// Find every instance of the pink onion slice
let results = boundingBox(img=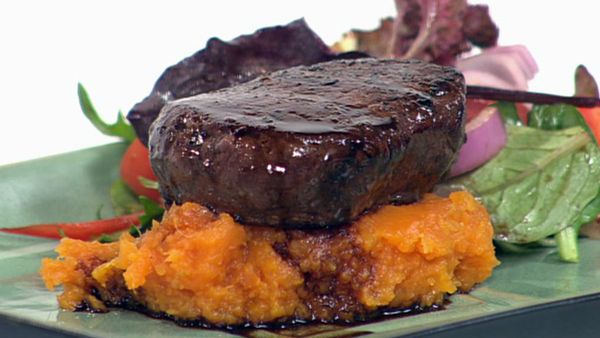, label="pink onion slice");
[457,45,538,91]
[449,106,507,177]
[483,45,538,80]
[461,70,518,90]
